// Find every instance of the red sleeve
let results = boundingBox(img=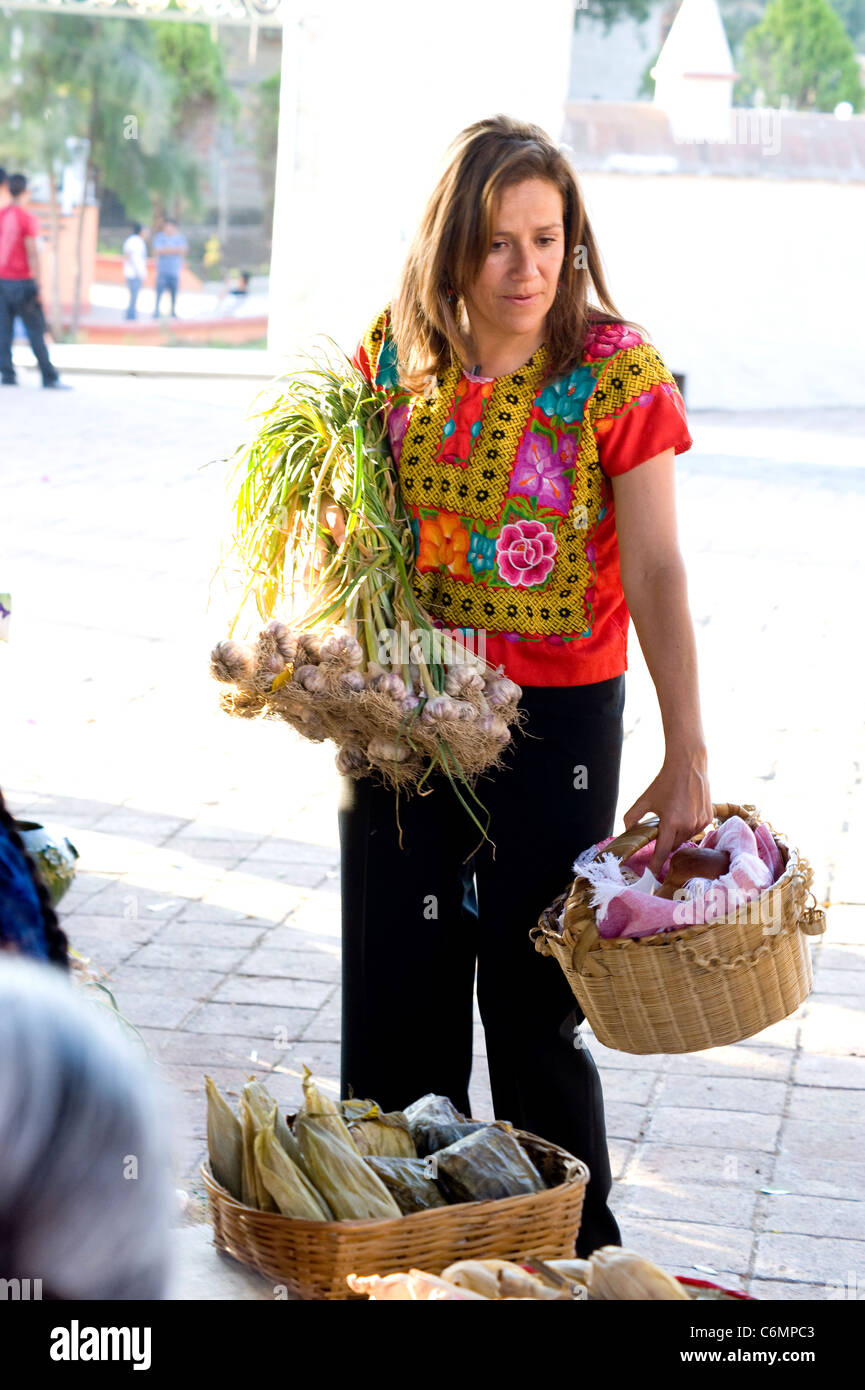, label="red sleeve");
[589,341,692,478]
[351,339,373,383]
